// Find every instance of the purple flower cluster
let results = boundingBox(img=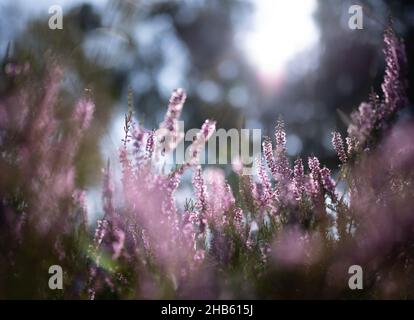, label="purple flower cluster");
[1,26,413,299]
[347,27,408,146]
